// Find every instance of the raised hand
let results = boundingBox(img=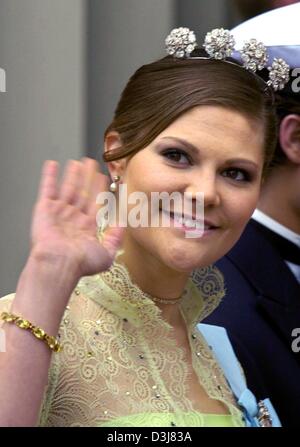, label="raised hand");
[30,158,124,279]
